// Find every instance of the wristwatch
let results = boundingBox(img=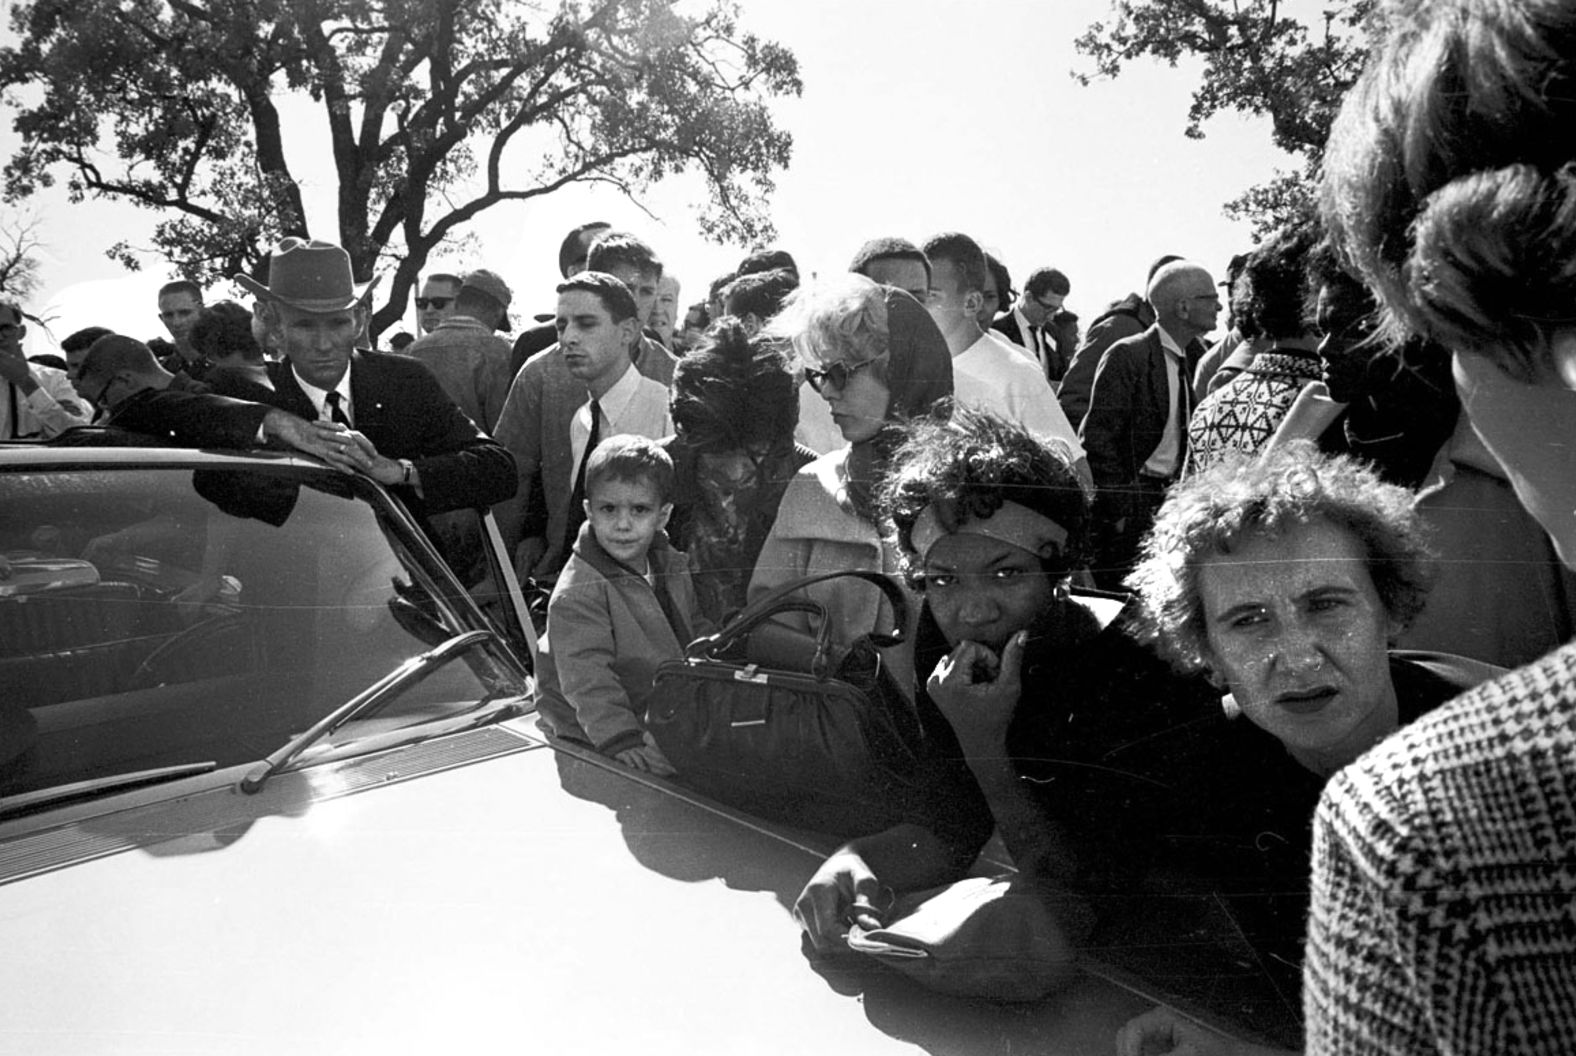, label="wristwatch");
[398,458,415,485]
